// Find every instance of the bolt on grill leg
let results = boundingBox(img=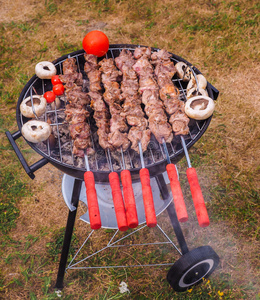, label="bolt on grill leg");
[55,178,82,290]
